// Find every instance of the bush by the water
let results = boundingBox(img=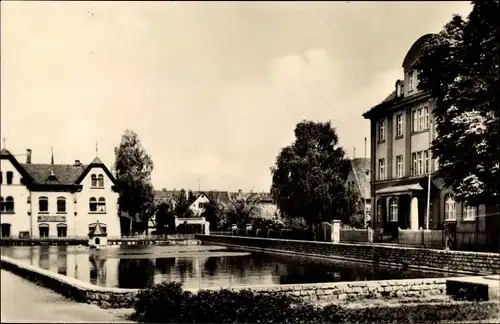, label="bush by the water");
[133,281,500,323]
